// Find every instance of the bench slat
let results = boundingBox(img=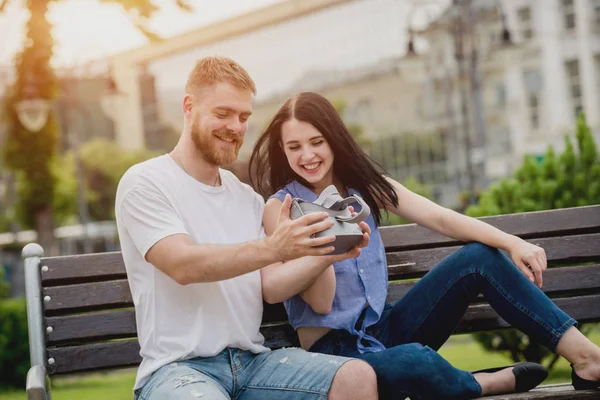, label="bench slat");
[43,280,132,313]
[387,233,600,279]
[46,294,600,374]
[42,261,600,317]
[387,264,600,300]
[457,294,600,332]
[45,289,600,348]
[45,308,296,345]
[381,205,600,251]
[41,252,125,285]
[39,207,600,285]
[484,383,599,399]
[47,325,299,375]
